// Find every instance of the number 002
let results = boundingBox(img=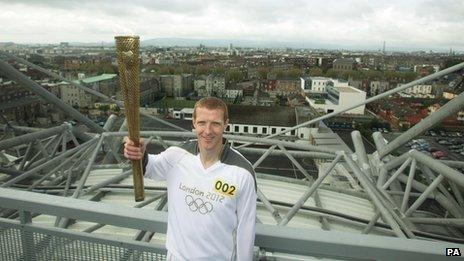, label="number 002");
[215,181,236,196]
